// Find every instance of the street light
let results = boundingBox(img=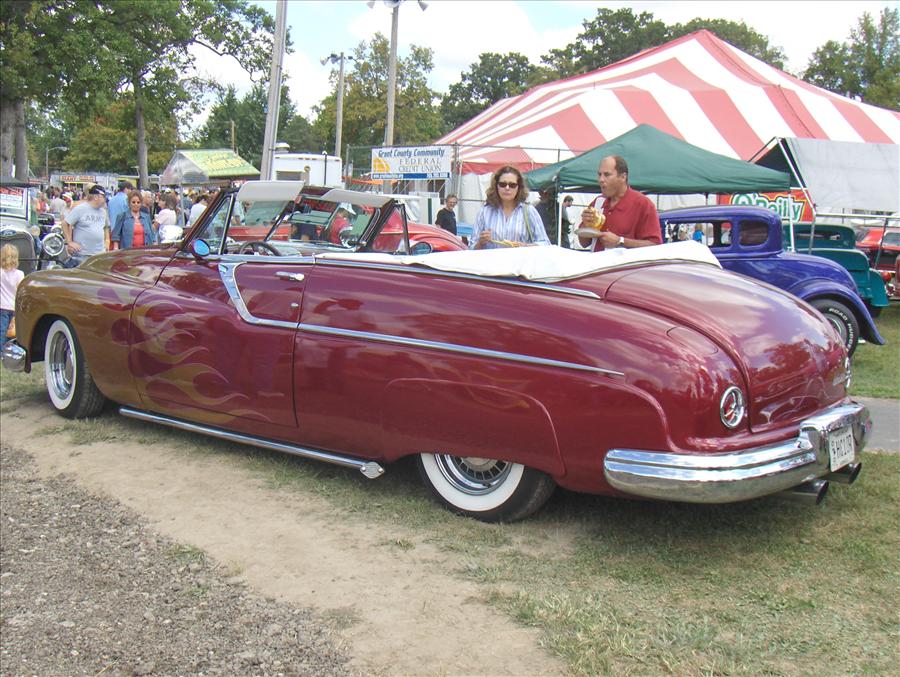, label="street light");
[321,52,356,159]
[45,145,67,184]
[367,0,428,147]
